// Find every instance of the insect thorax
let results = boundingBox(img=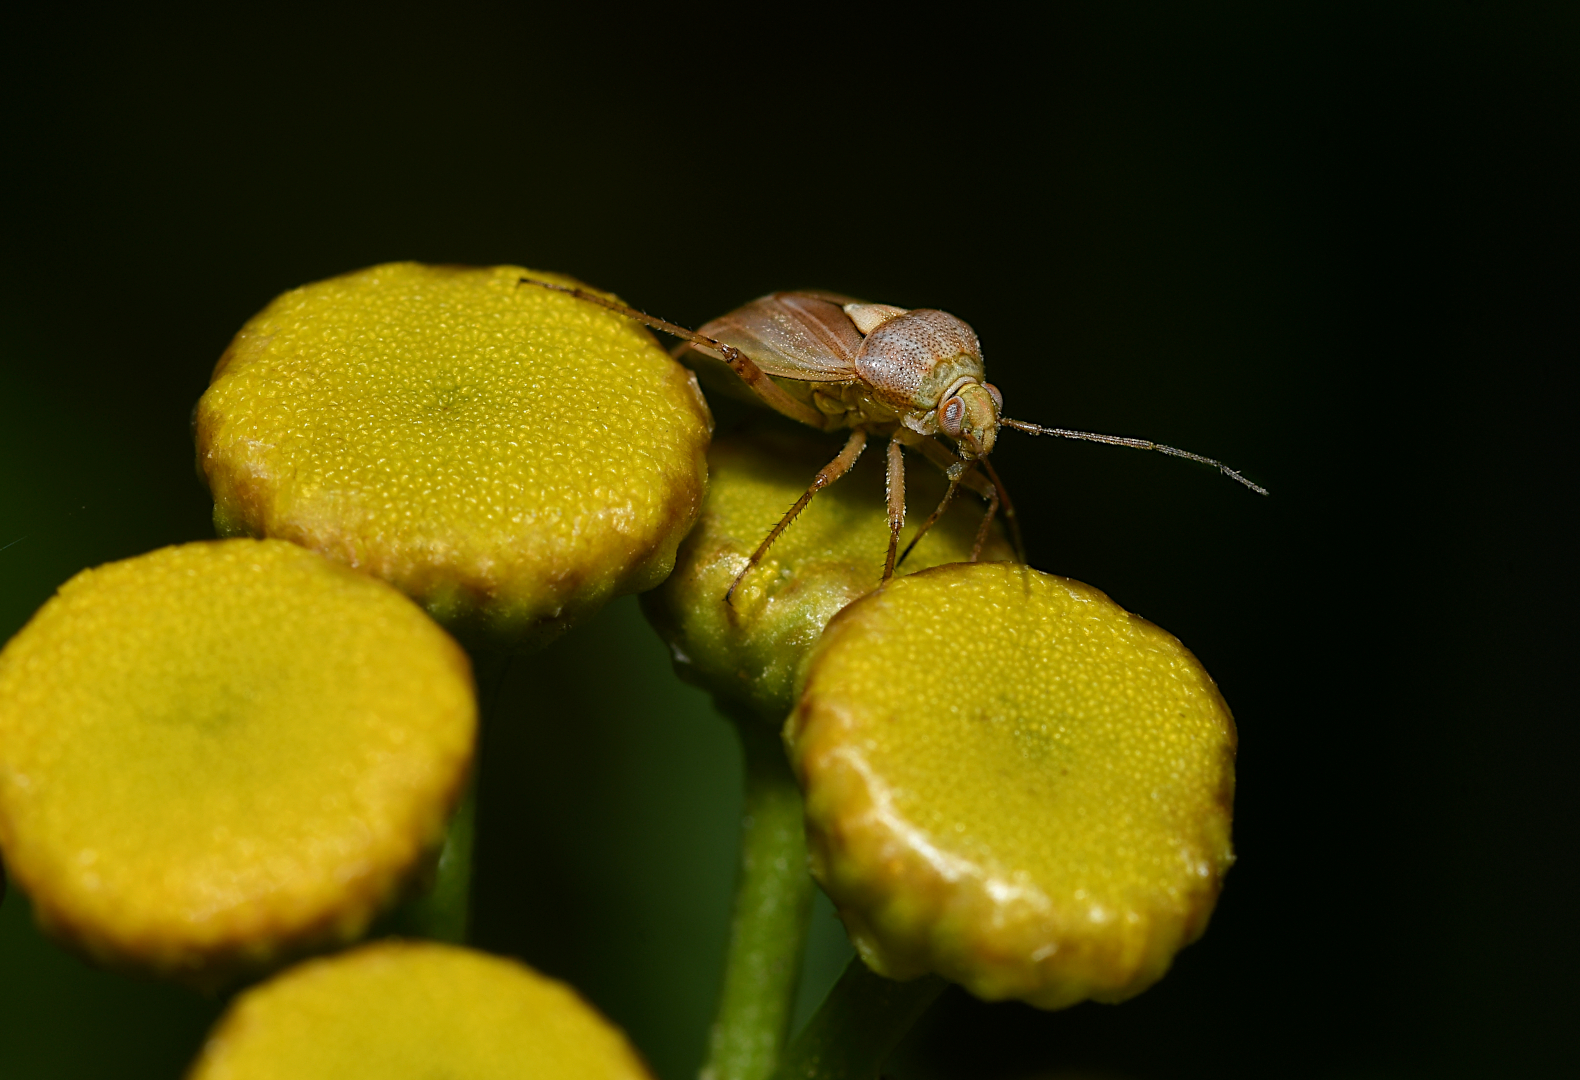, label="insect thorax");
[854,310,987,415]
